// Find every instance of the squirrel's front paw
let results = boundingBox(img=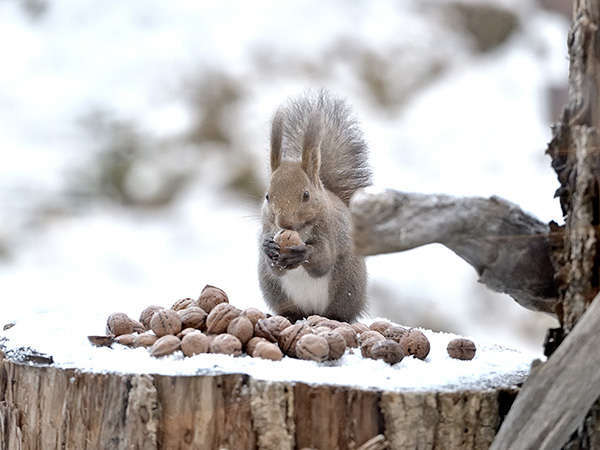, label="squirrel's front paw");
[262,238,280,263]
[276,244,311,270]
